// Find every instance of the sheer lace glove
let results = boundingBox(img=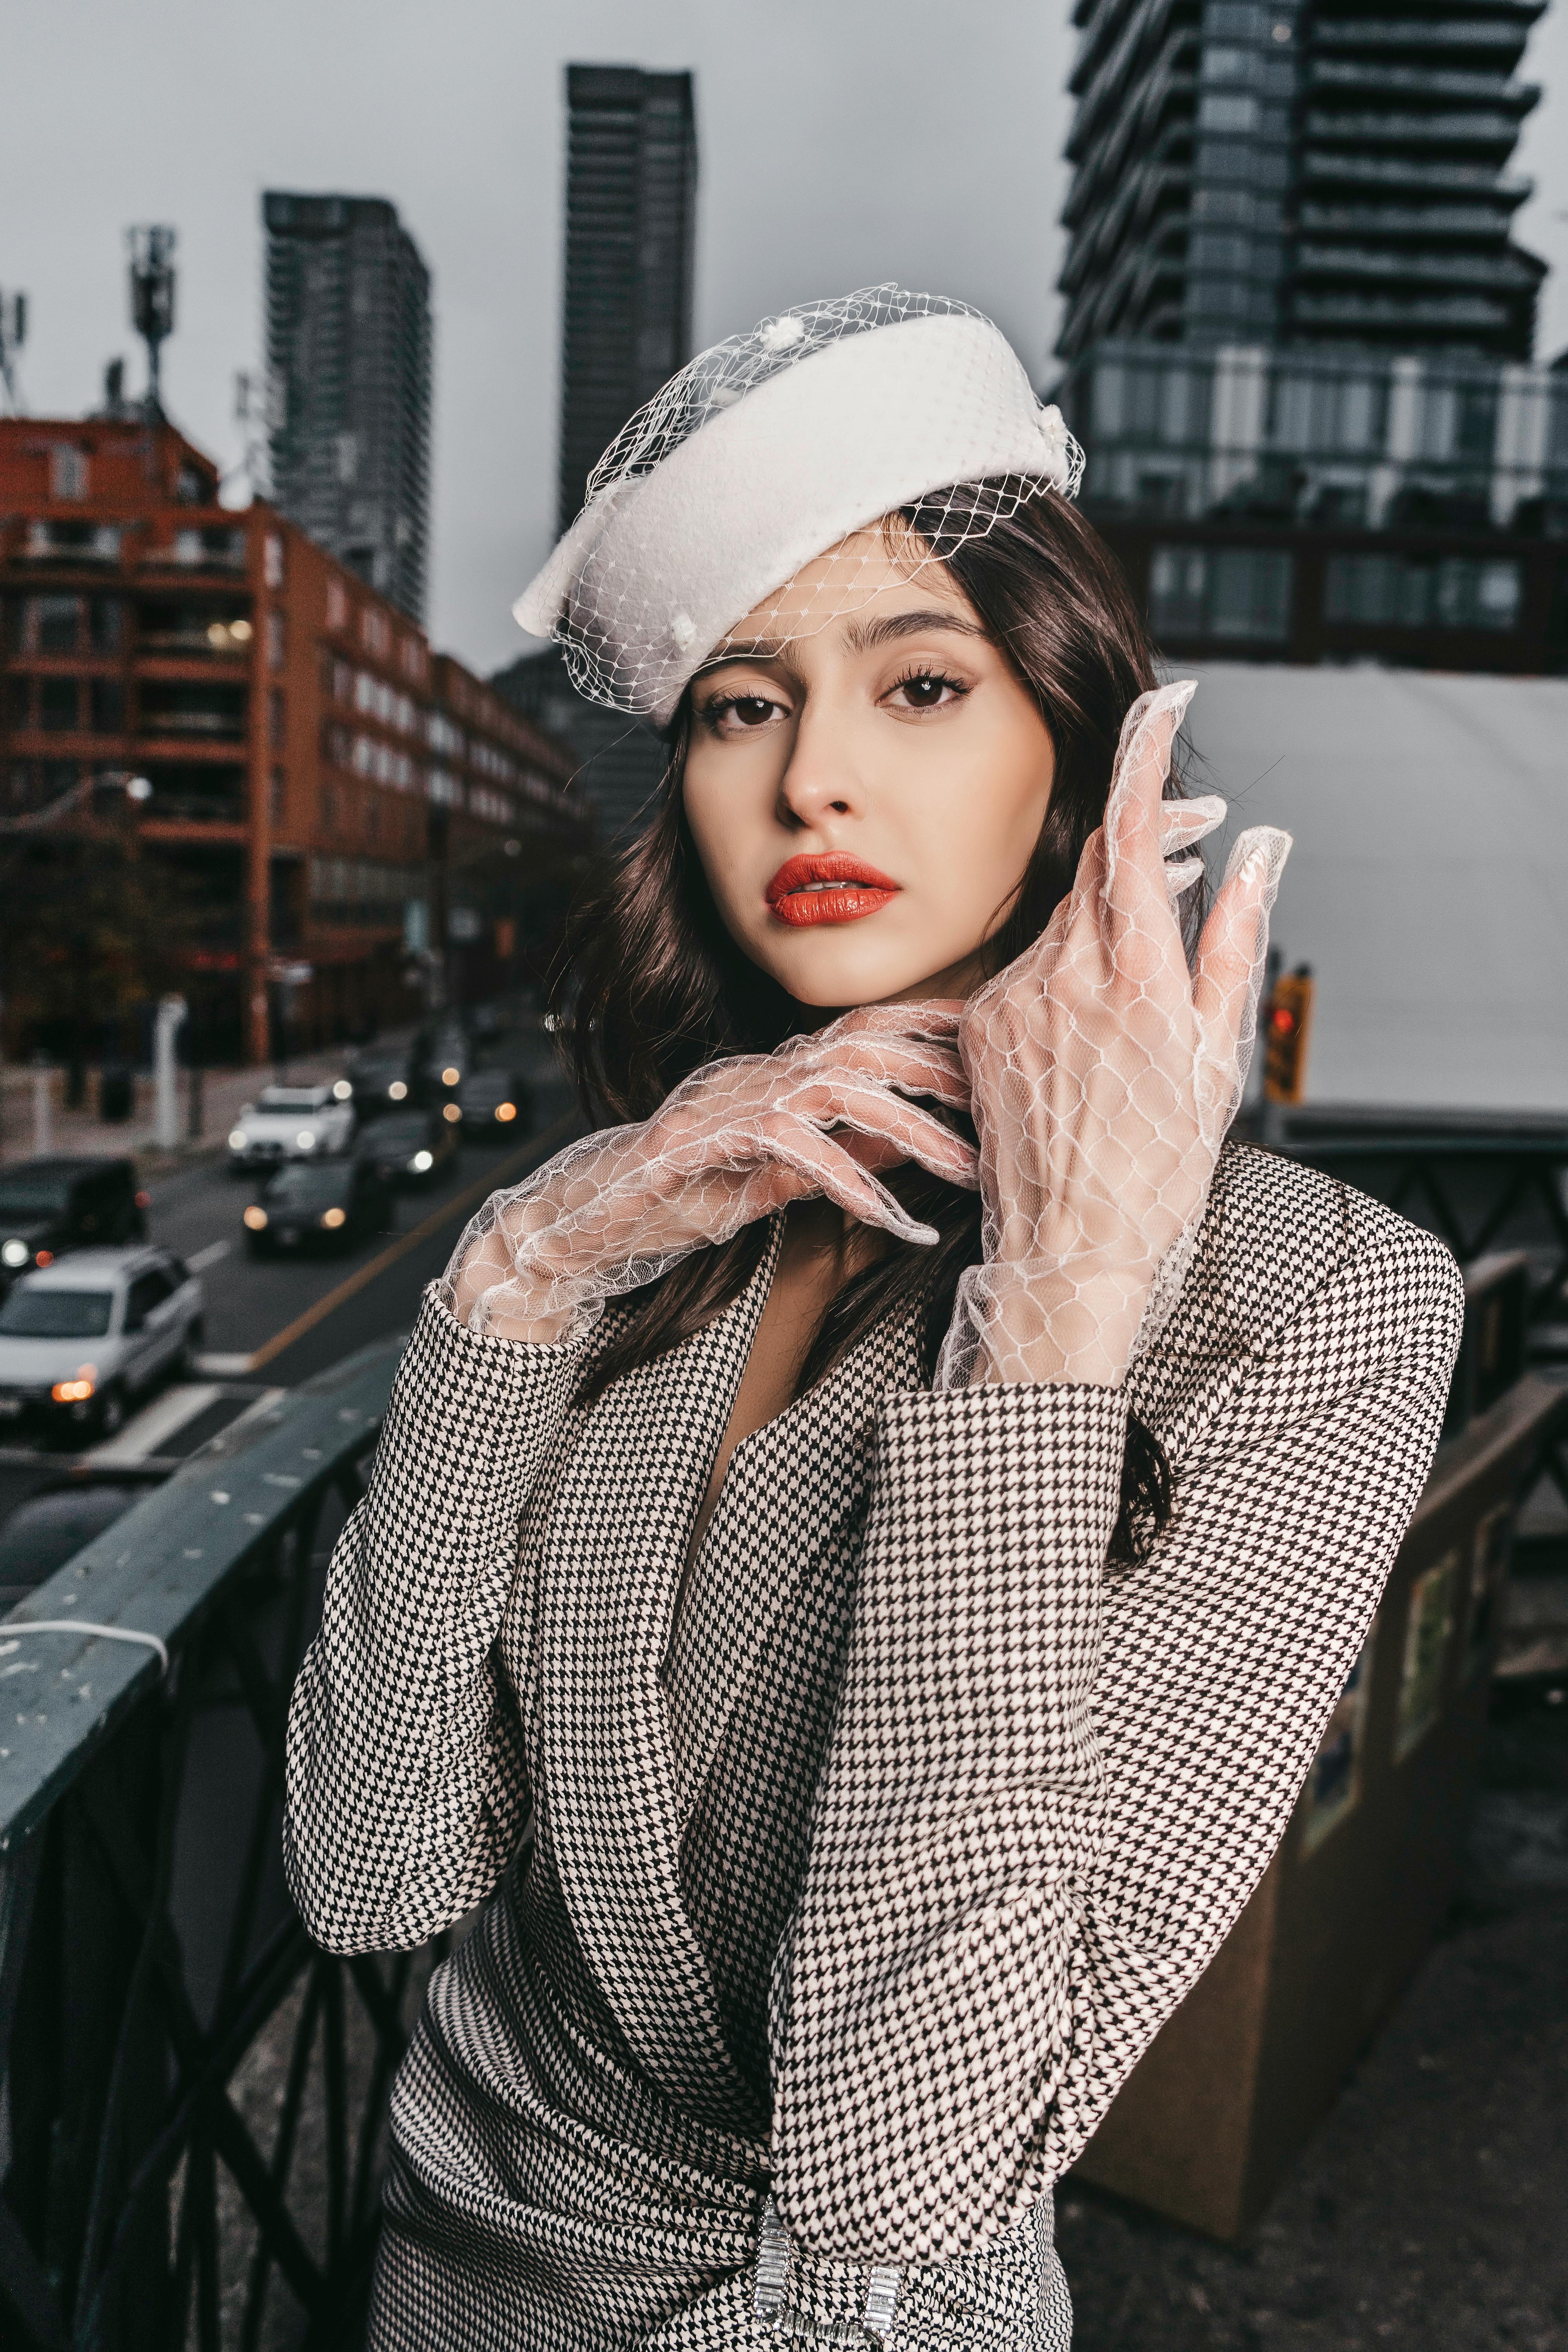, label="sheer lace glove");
[443,1005,978,1344]
[937,679,1291,1393]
